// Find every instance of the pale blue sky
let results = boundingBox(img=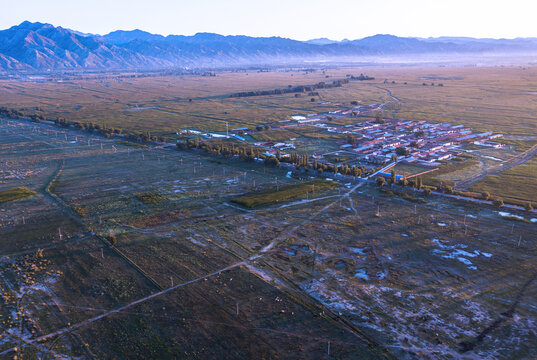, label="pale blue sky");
[2,0,536,40]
